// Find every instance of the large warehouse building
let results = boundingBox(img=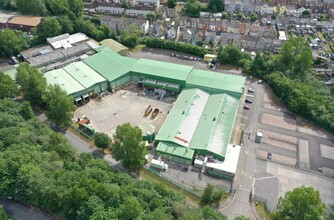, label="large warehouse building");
[43,46,245,179]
